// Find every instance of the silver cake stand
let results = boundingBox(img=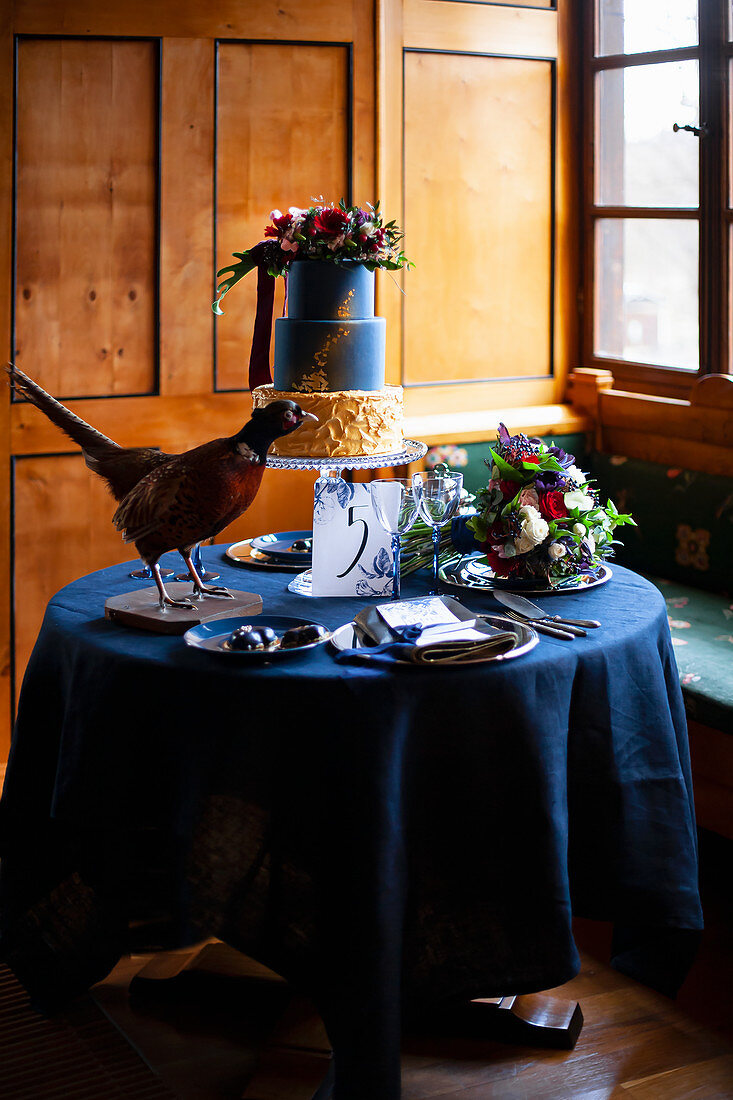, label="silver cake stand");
[264,439,428,597]
[265,438,427,474]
